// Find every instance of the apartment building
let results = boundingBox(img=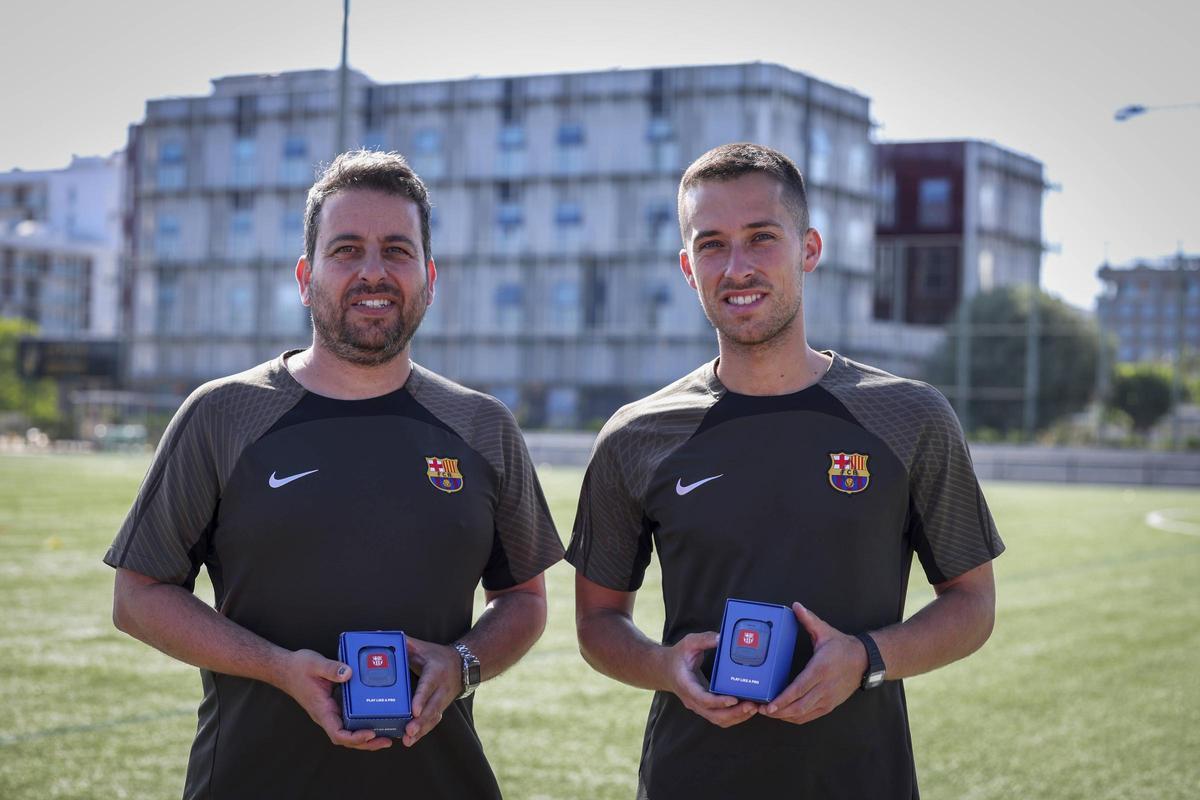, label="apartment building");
[1097,255,1200,363]
[872,140,1047,328]
[126,63,886,425]
[0,154,122,337]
